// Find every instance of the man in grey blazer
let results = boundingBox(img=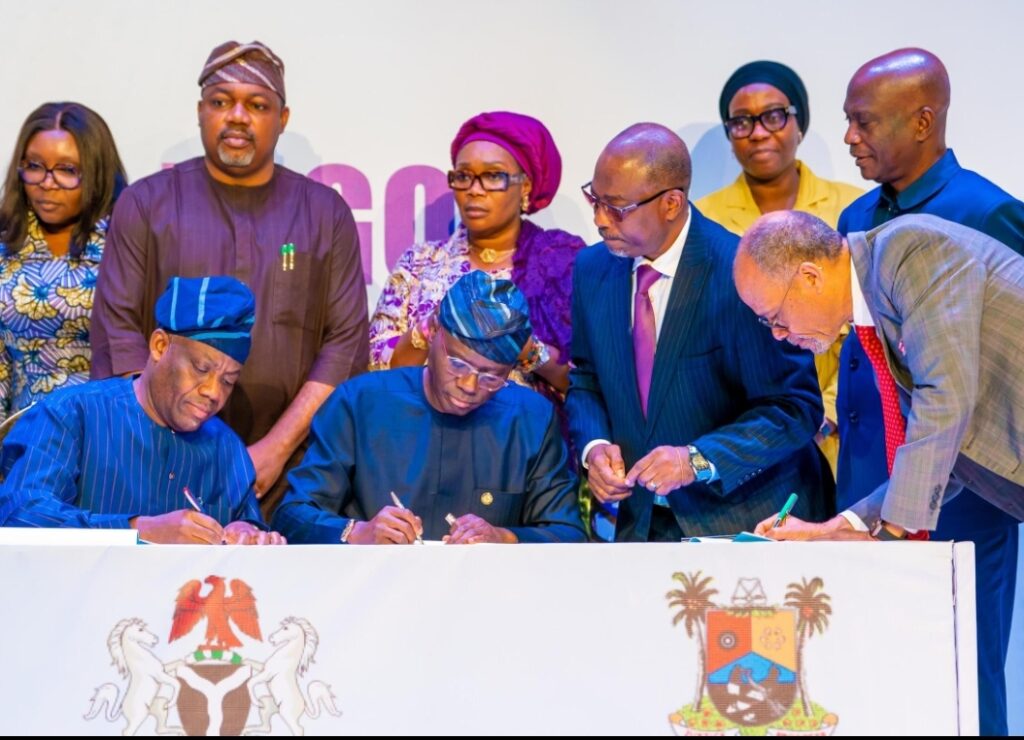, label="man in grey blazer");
[732,210,1024,539]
